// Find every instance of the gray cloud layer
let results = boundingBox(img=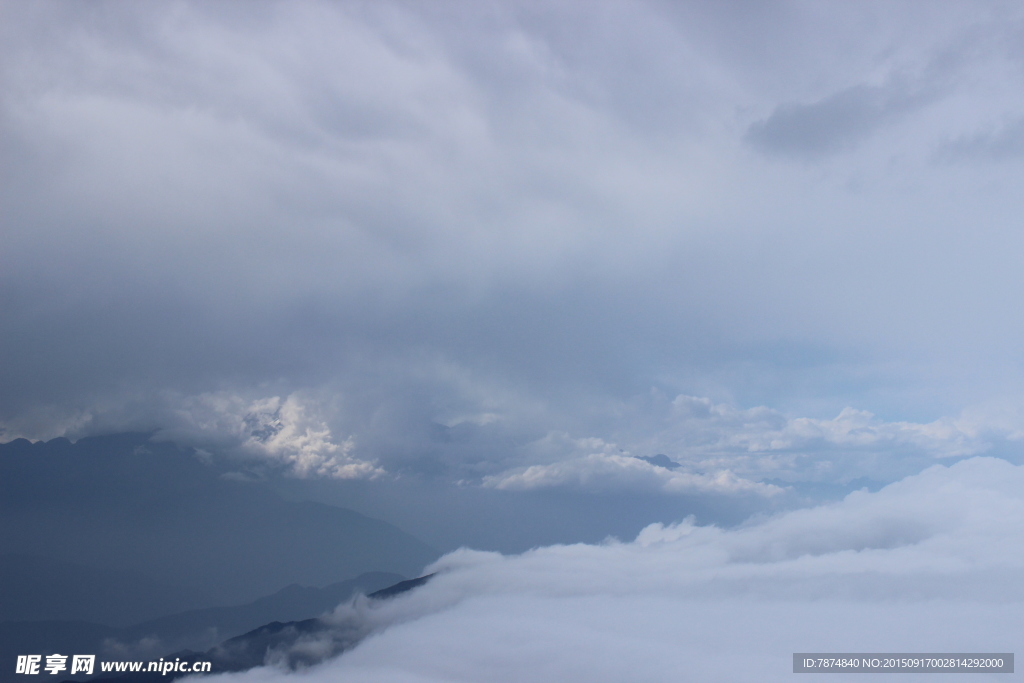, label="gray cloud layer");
[4,0,1024,494]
